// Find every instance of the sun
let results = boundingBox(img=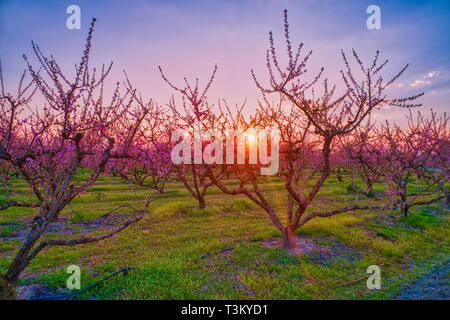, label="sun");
[245,129,256,144]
